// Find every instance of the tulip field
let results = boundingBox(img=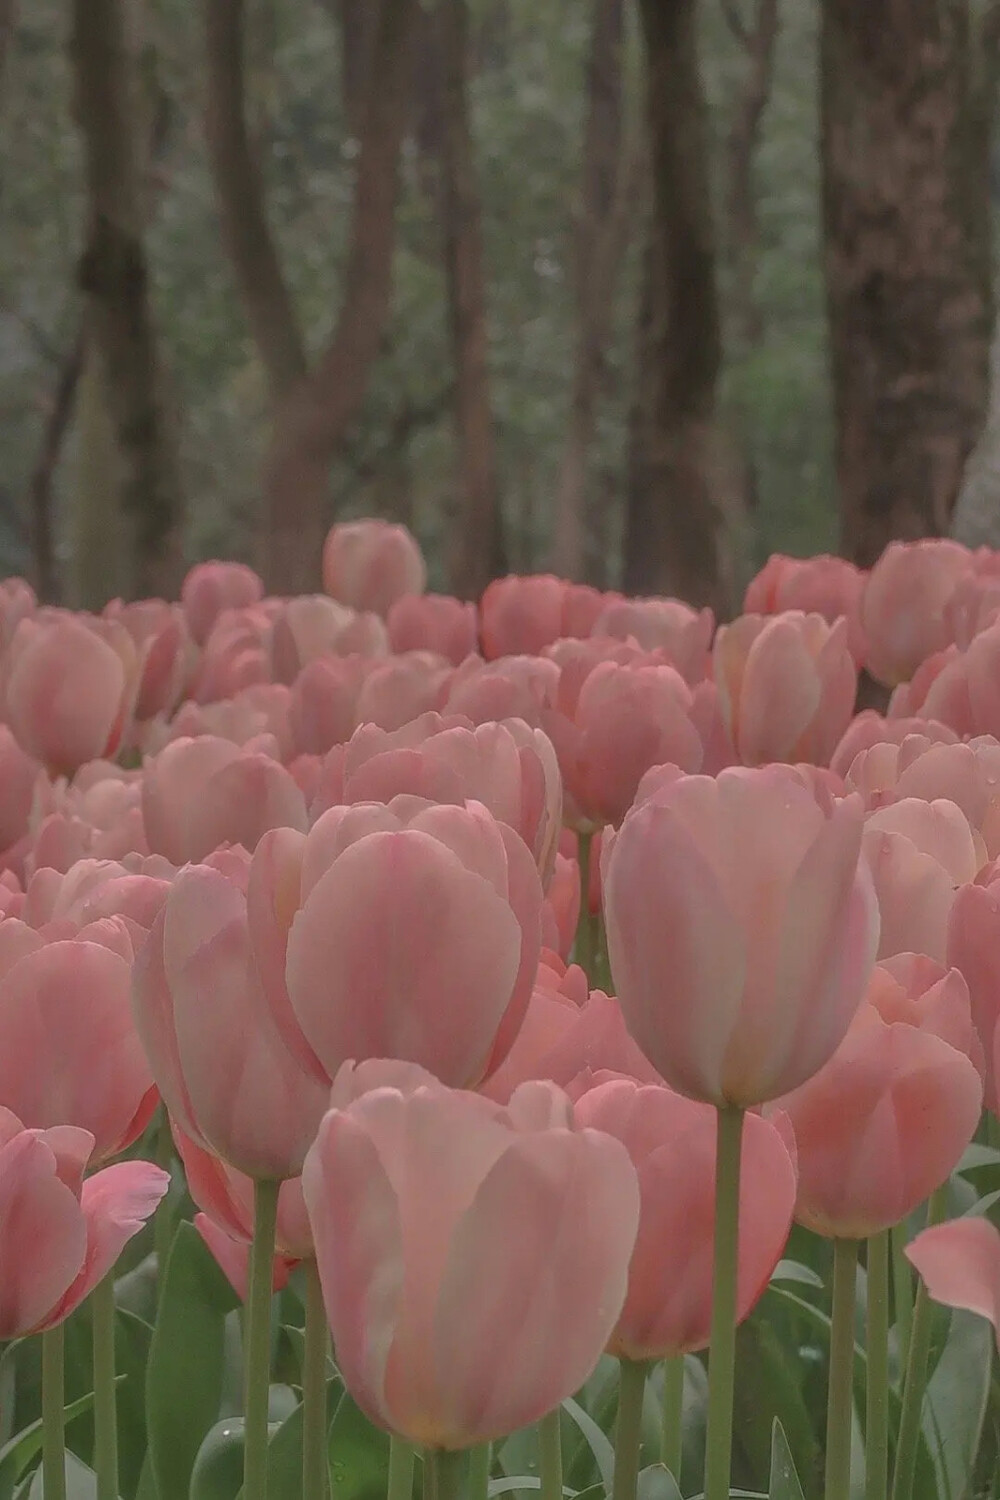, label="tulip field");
[5,524,1000,1500]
